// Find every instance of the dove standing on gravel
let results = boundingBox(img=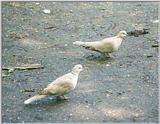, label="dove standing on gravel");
[24,64,83,105]
[73,31,127,58]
